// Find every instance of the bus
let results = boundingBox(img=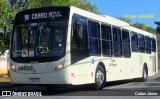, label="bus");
[8,6,158,90]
